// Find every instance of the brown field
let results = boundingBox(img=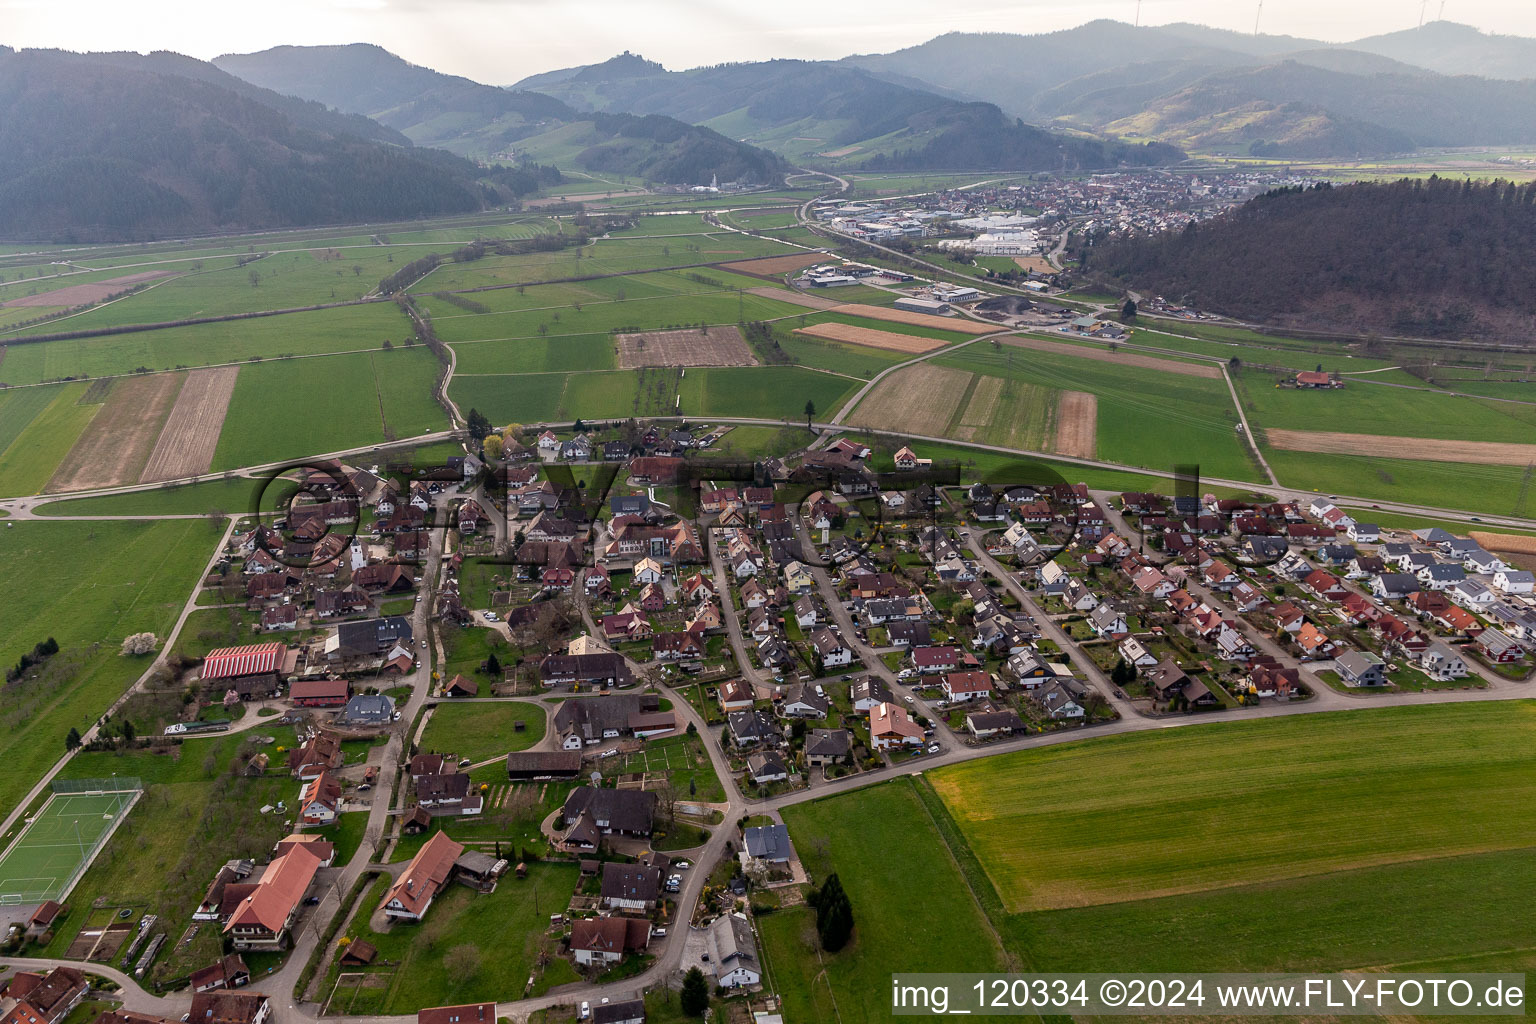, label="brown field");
[848,364,974,437]
[832,303,997,335]
[722,253,827,278]
[1054,391,1098,459]
[2,271,176,308]
[820,145,863,158]
[745,286,842,310]
[140,366,239,482]
[792,322,947,354]
[1013,257,1055,274]
[48,373,185,492]
[615,326,757,369]
[1470,531,1536,555]
[1003,335,1223,378]
[1265,429,1536,467]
